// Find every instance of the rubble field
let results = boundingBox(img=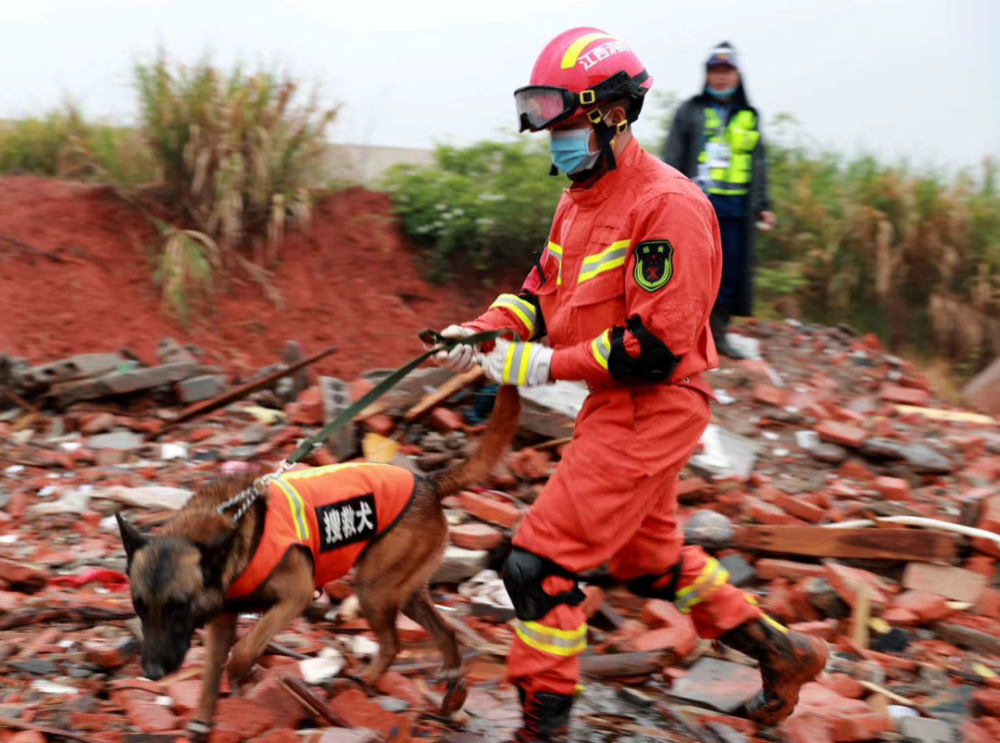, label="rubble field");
[2,301,1000,742]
